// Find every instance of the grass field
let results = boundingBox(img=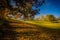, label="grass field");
[8,18,60,29]
[0,19,60,40]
